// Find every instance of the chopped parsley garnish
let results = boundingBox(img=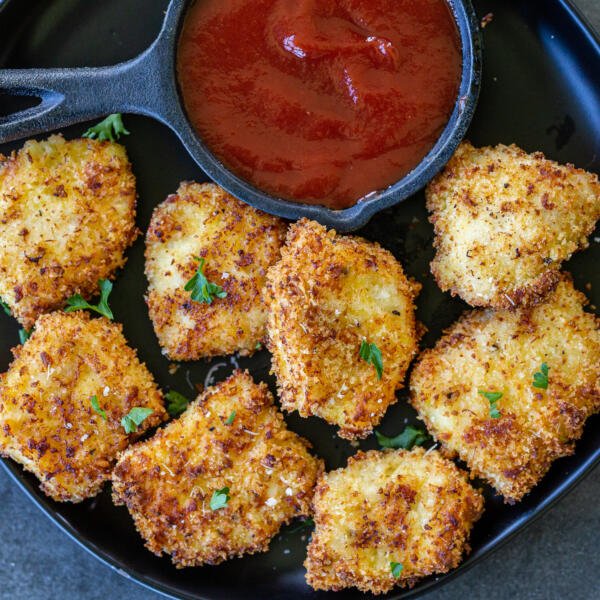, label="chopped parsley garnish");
[184,257,227,304]
[18,328,32,344]
[289,517,315,534]
[65,278,114,320]
[225,410,236,425]
[375,425,430,450]
[0,298,11,316]
[210,487,230,510]
[390,562,403,577]
[479,390,502,419]
[121,407,153,434]
[83,113,130,142]
[359,339,383,379]
[90,395,107,420]
[165,390,190,418]
[532,362,549,390]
